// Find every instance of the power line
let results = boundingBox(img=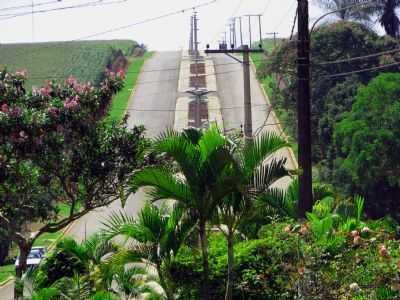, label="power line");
[21,58,266,79]
[0,0,66,13]
[0,0,127,20]
[322,60,400,78]
[113,103,268,112]
[28,67,243,85]
[316,48,400,65]
[273,1,297,32]
[261,0,272,16]
[0,0,218,59]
